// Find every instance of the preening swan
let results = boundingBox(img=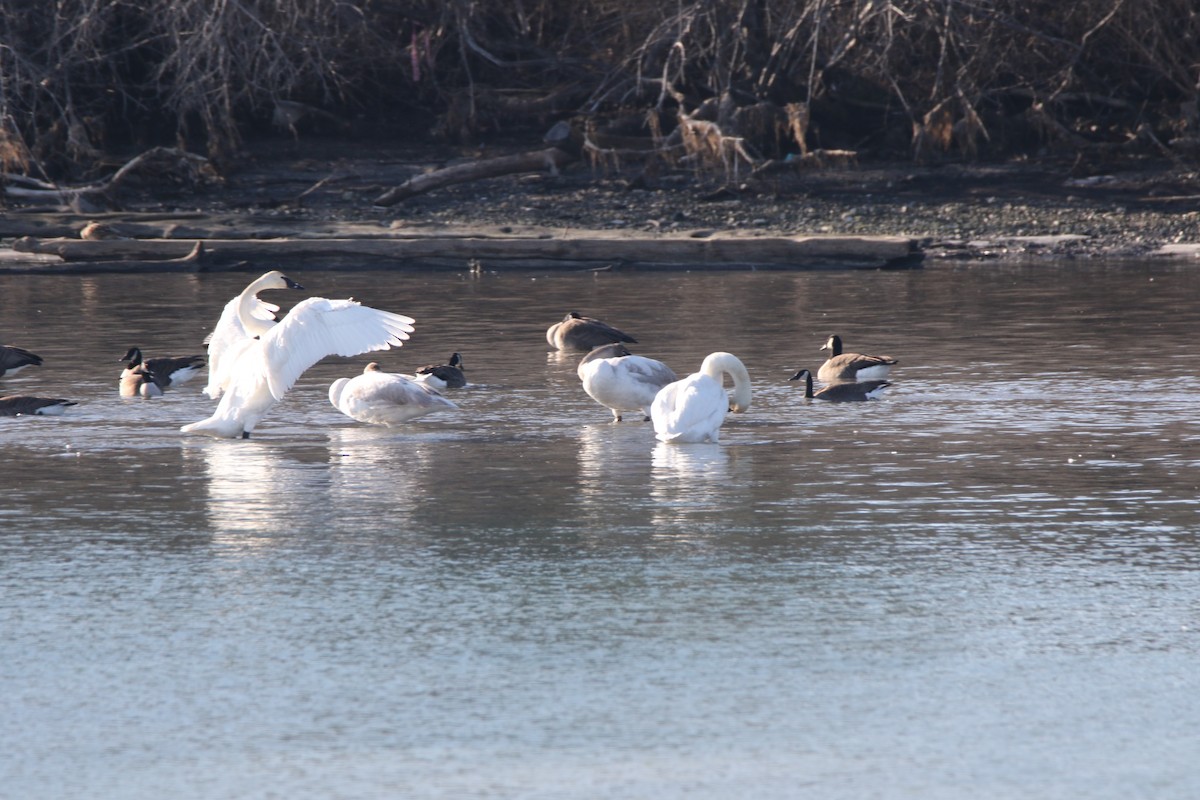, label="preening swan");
[789,368,891,401]
[0,395,76,416]
[203,270,304,399]
[329,362,458,426]
[651,352,751,443]
[578,343,677,422]
[413,352,466,389]
[119,347,206,391]
[546,311,637,352]
[181,297,415,439]
[0,345,43,378]
[817,334,897,384]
